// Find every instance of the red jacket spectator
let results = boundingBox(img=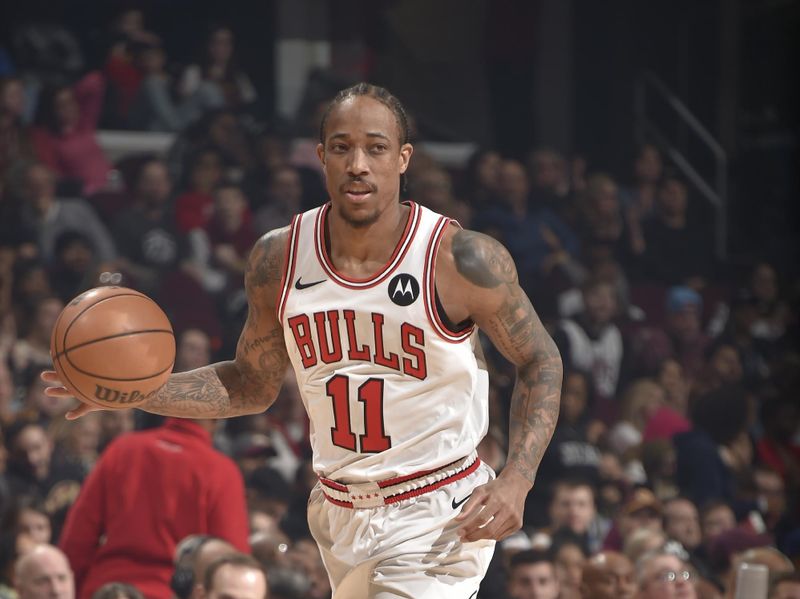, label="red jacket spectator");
[31,72,112,195]
[60,418,249,599]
